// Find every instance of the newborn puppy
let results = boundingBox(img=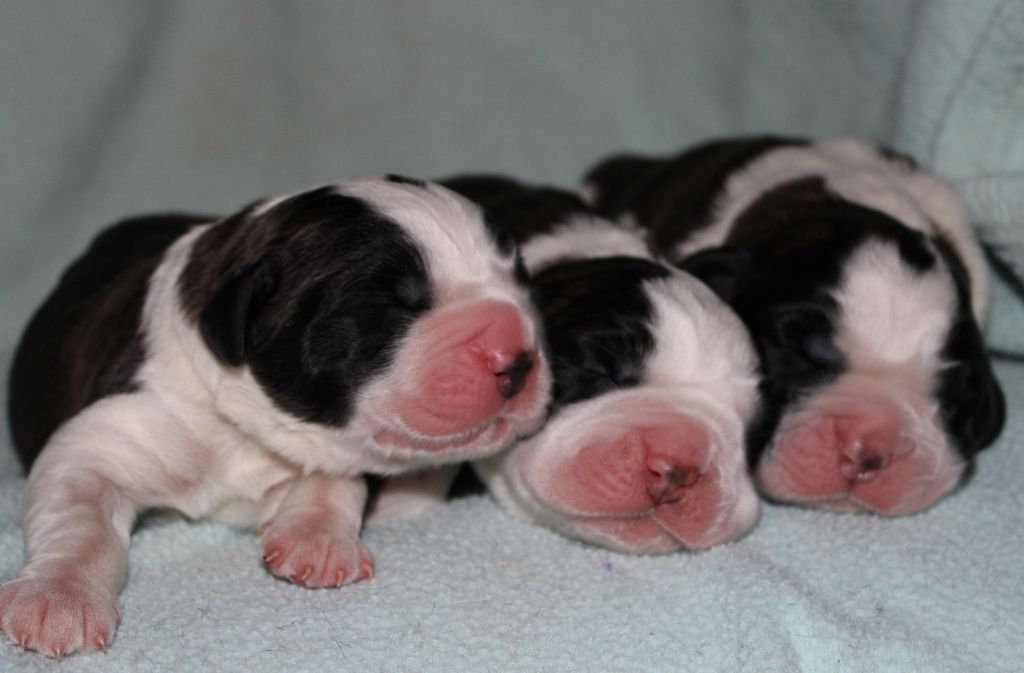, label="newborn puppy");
[433,175,760,553]
[2,176,550,657]
[585,137,1005,516]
